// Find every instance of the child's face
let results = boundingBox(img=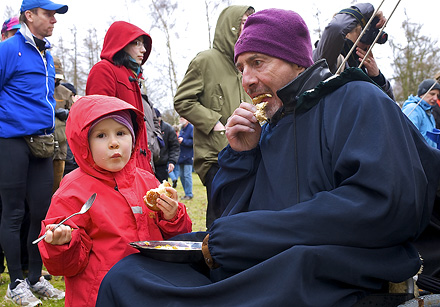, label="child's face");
[88,118,133,172]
